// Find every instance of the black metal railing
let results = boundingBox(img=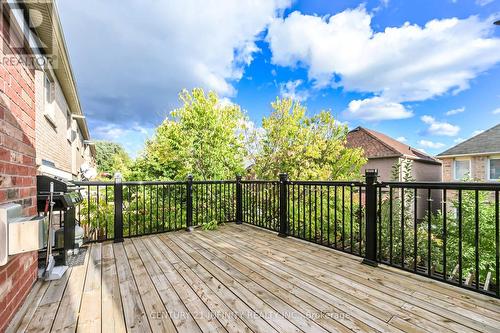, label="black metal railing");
[74,170,499,298]
[241,180,280,231]
[287,179,366,257]
[376,181,499,298]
